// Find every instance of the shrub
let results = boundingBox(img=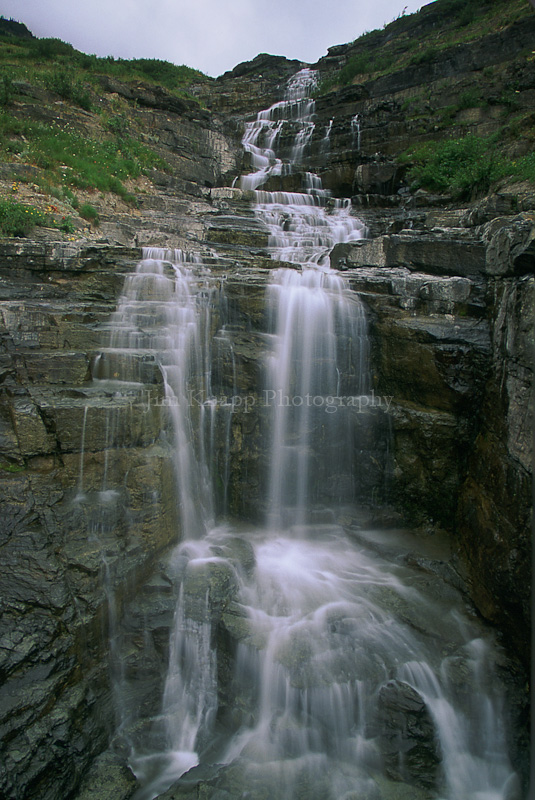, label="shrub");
[79,202,99,225]
[44,68,92,110]
[0,74,15,106]
[458,89,484,110]
[511,151,535,183]
[0,200,52,237]
[106,114,129,137]
[58,215,75,233]
[404,134,504,198]
[410,46,438,66]
[127,58,201,89]
[30,37,76,59]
